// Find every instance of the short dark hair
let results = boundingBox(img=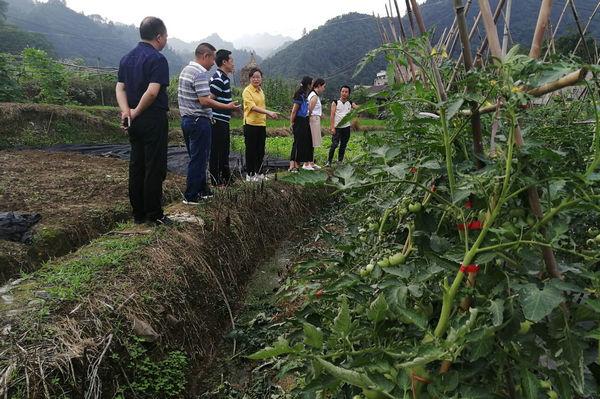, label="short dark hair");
[216,49,232,67]
[341,85,352,94]
[195,42,216,57]
[249,67,263,79]
[139,17,167,41]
